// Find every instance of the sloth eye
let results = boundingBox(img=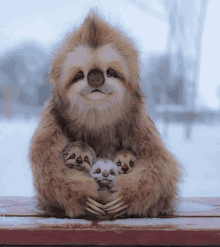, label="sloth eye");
[84,156,89,163]
[110,169,115,175]
[106,69,116,78]
[68,154,76,160]
[129,161,135,167]
[116,161,121,166]
[96,168,101,173]
[74,71,84,81]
